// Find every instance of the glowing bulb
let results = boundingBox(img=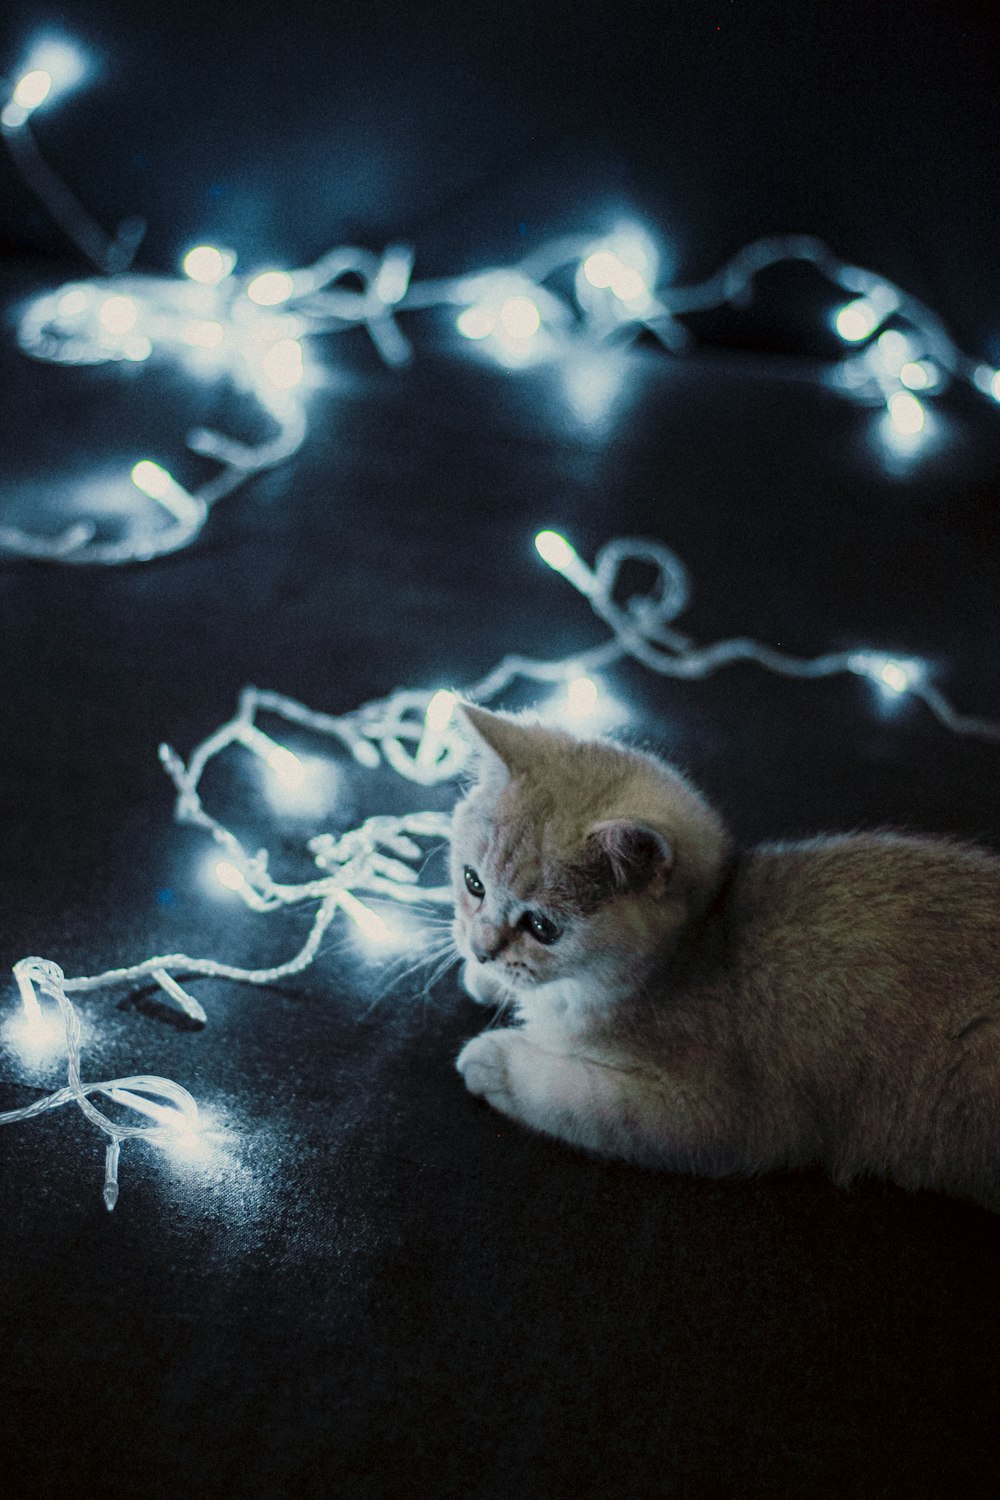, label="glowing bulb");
[888,390,925,435]
[456,306,496,340]
[182,245,236,284]
[3,43,85,126]
[238,724,306,788]
[214,860,249,894]
[339,890,392,945]
[124,335,152,362]
[849,653,923,697]
[56,287,90,318]
[417,689,457,768]
[497,296,541,340]
[97,296,138,335]
[534,530,595,595]
[259,338,303,388]
[583,251,620,290]
[247,271,294,306]
[565,676,600,718]
[424,689,457,734]
[879,661,911,694]
[835,299,879,343]
[898,360,935,391]
[131,460,171,499]
[993,371,1000,403]
[13,70,52,111]
[181,319,225,349]
[875,329,913,370]
[535,530,578,572]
